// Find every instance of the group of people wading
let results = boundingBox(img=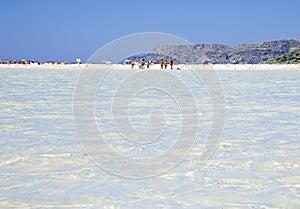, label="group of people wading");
[131,58,174,70]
